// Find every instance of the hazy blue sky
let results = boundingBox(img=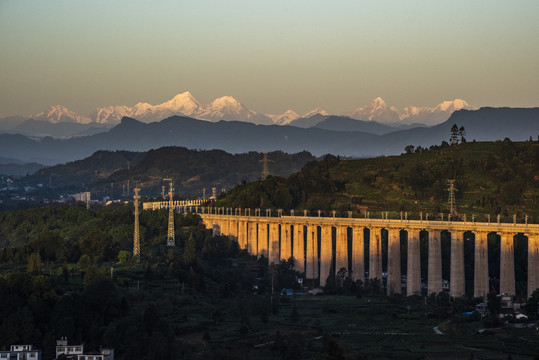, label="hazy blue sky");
[1,0,538,117]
